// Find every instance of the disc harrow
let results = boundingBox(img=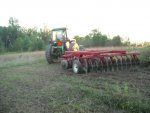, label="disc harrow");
[61,50,140,74]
